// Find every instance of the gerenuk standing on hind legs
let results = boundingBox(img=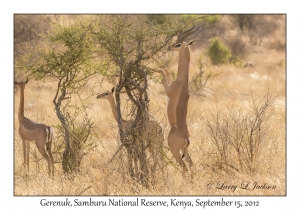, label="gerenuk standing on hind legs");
[146,24,199,179]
